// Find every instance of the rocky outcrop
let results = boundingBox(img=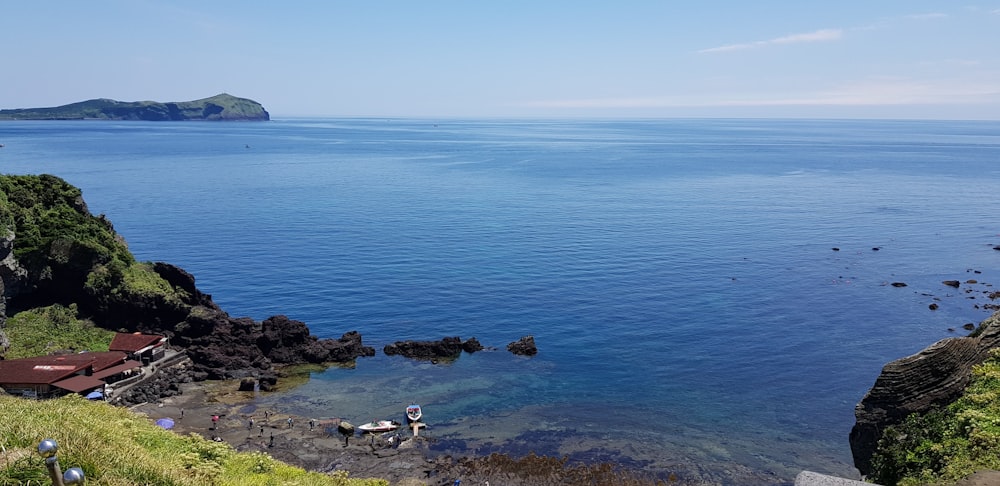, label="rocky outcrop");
[383,337,483,361]
[507,335,538,356]
[0,175,372,379]
[115,357,196,406]
[850,312,1000,475]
